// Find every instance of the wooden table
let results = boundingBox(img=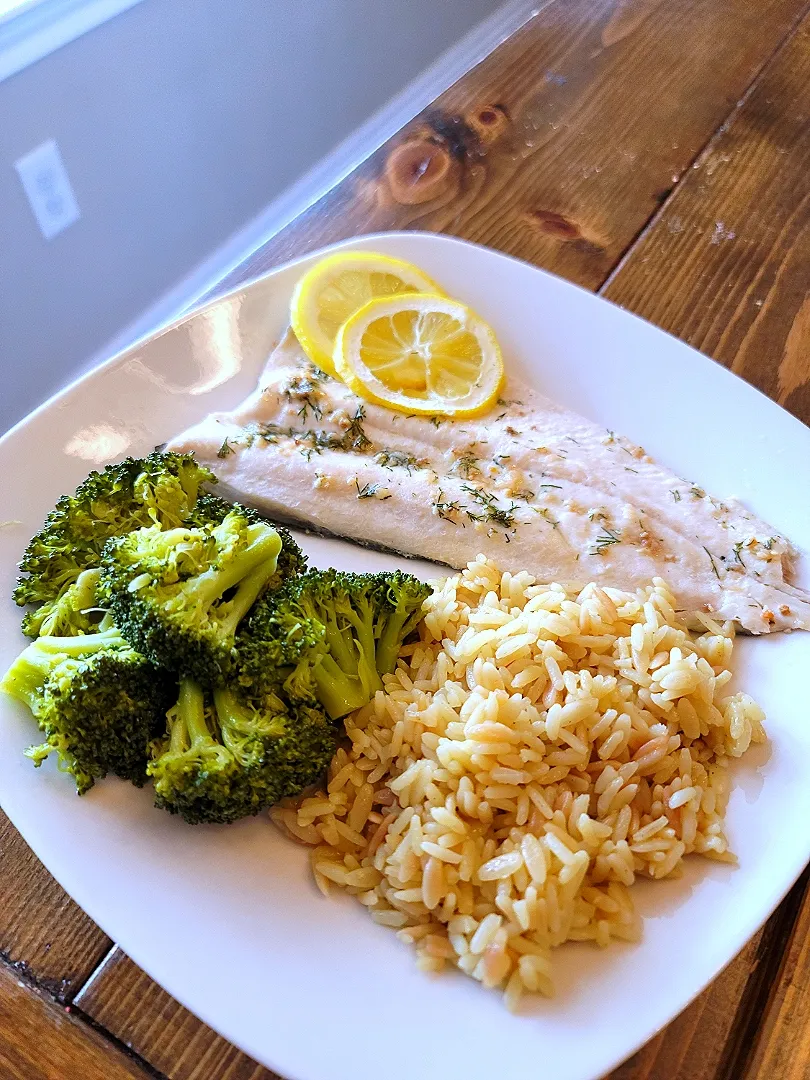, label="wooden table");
[4,0,810,1076]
